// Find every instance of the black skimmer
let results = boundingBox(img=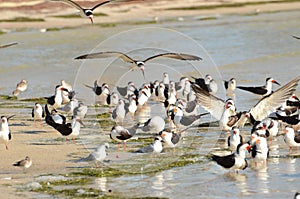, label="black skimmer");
[168,106,209,128]
[13,79,27,96]
[228,127,243,152]
[32,103,45,126]
[110,124,139,150]
[136,136,164,154]
[191,74,218,94]
[79,143,109,167]
[141,116,165,132]
[106,92,119,108]
[295,192,300,199]
[127,95,138,120]
[224,78,236,94]
[284,126,300,154]
[212,143,251,171]
[176,99,198,114]
[75,51,202,78]
[159,130,181,148]
[0,115,14,150]
[192,76,300,130]
[237,77,280,96]
[250,136,269,167]
[292,35,300,40]
[50,0,110,24]
[45,105,66,125]
[45,85,70,109]
[269,112,300,125]
[111,99,126,125]
[0,42,17,49]
[13,156,32,170]
[45,105,83,141]
[277,94,300,116]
